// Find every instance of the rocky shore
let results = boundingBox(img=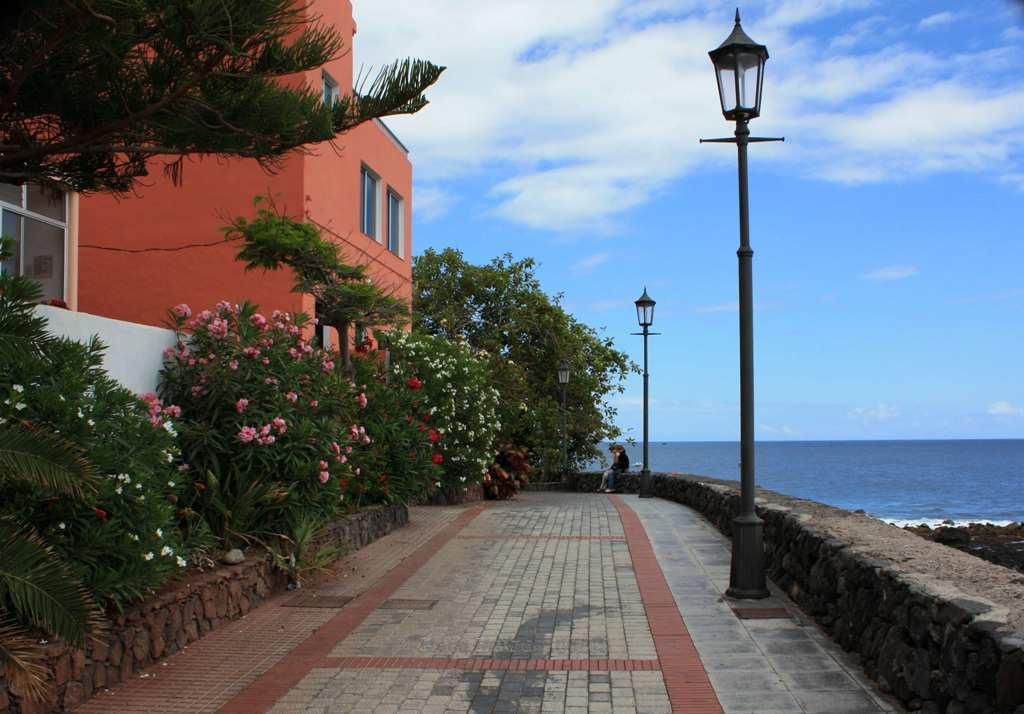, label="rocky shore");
[903,521,1024,574]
